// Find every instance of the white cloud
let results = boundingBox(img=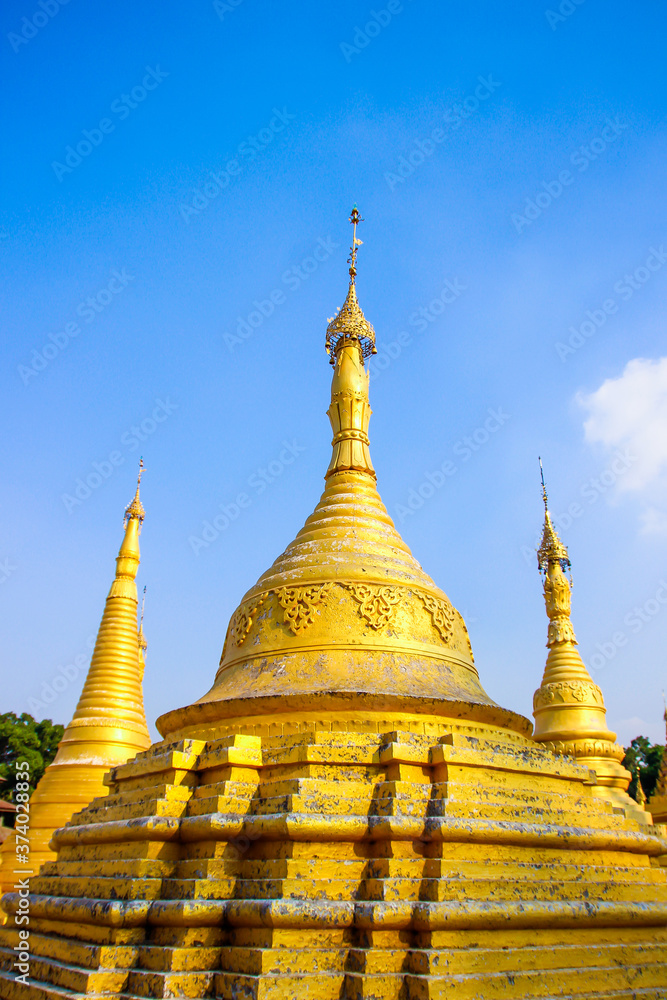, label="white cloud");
[578,358,667,529]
